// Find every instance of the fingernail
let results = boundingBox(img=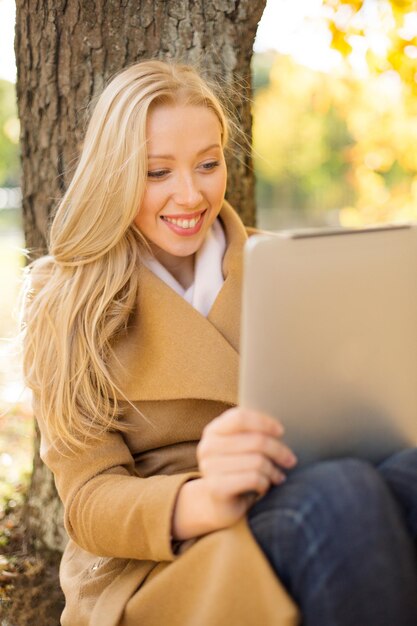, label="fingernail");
[275,423,285,436]
[286,453,297,467]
